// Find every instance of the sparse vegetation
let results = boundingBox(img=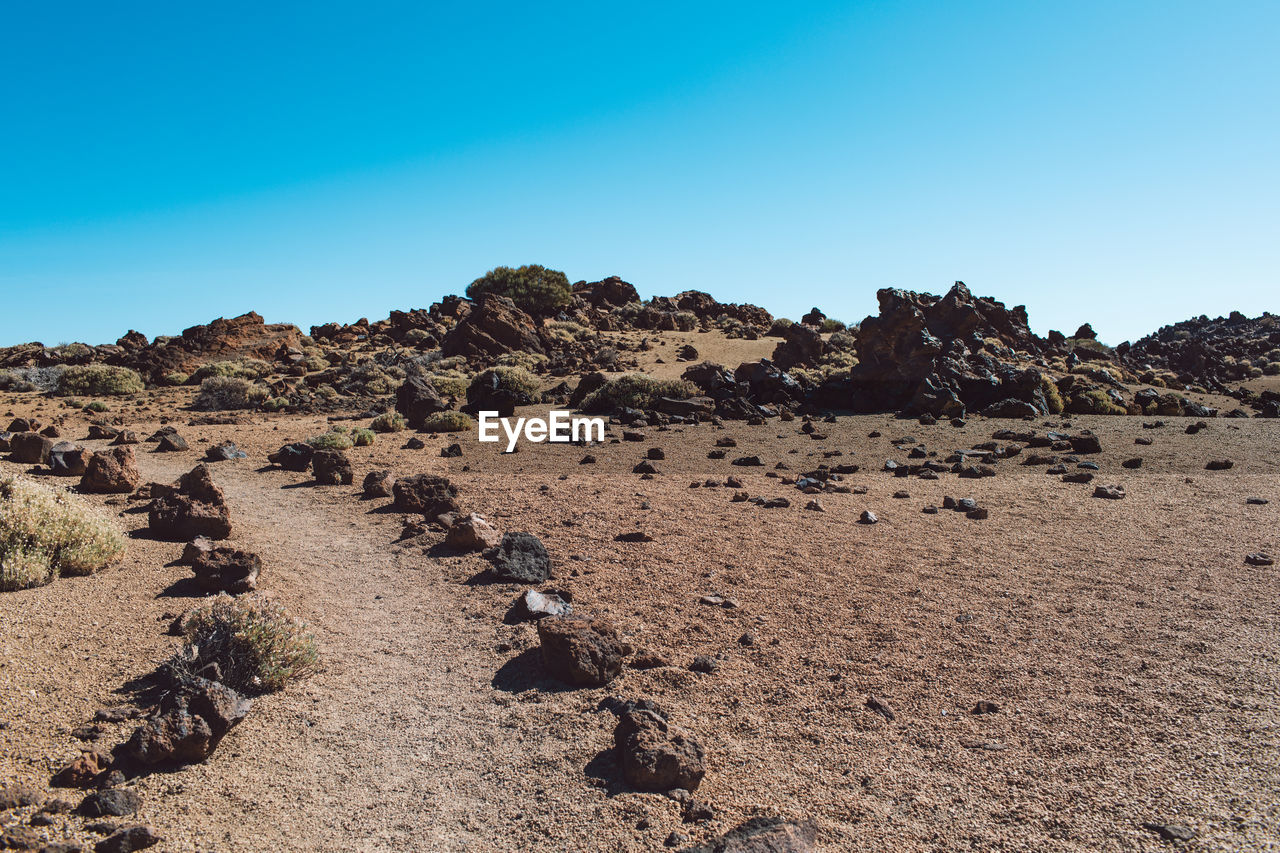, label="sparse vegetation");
[419,411,476,433]
[371,412,408,433]
[469,366,542,399]
[1,476,127,591]
[819,318,846,333]
[0,371,38,393]
[352,428,375,447]
[307,430,353,450]
[167,593,319,694]
[580,374,695,413]
[465,264,572,316]
[54,365,144,397]
[189,359,274,383]
[194,376,271,410]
